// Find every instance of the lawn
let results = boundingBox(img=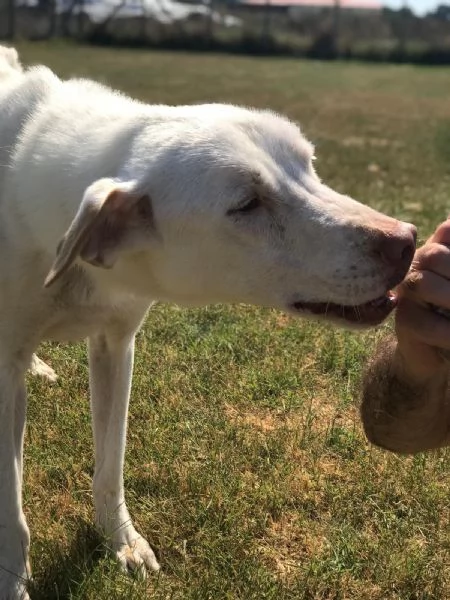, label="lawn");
[14,42,449,599]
